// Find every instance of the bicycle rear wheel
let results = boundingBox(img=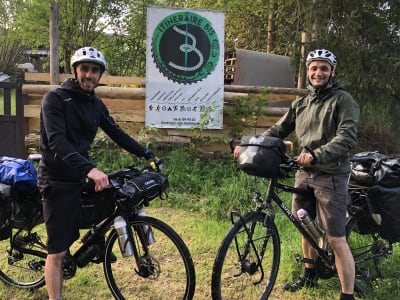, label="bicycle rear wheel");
[211,211,281,300]
[0,224,47,288]
[103,216,196,300]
